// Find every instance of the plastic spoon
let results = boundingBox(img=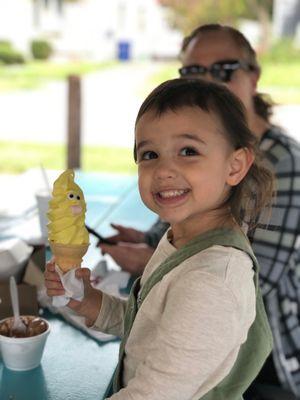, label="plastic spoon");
[9,276,26,334]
